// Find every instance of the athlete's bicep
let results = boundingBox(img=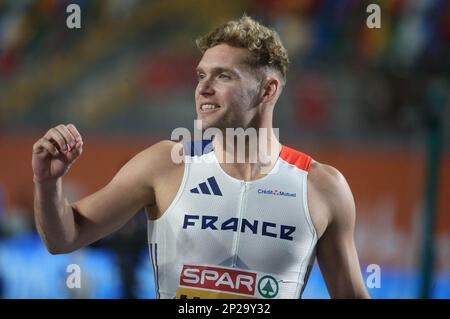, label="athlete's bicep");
[314,166,370,298]
[70,141,174,250]
[71,172,152,249]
